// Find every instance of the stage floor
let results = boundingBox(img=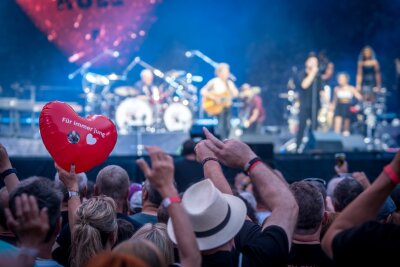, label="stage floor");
[1,133,396,185]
